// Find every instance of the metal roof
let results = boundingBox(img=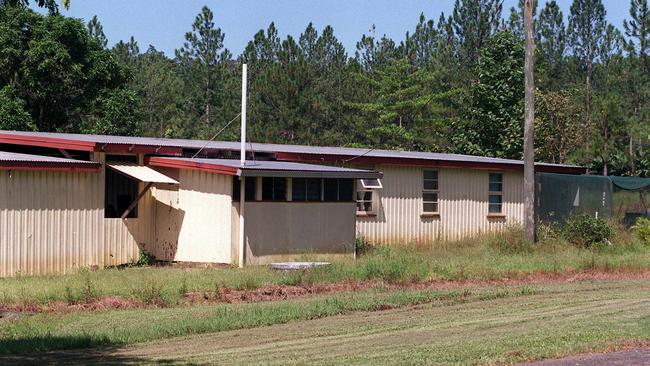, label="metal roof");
[0,151,101,171]
[148,157,383,179]
[107,163,179,184]
[0,130,584,171]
